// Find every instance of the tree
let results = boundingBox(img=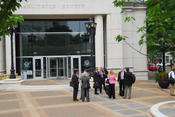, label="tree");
[0,0,24,36]
[113,0,175,71]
